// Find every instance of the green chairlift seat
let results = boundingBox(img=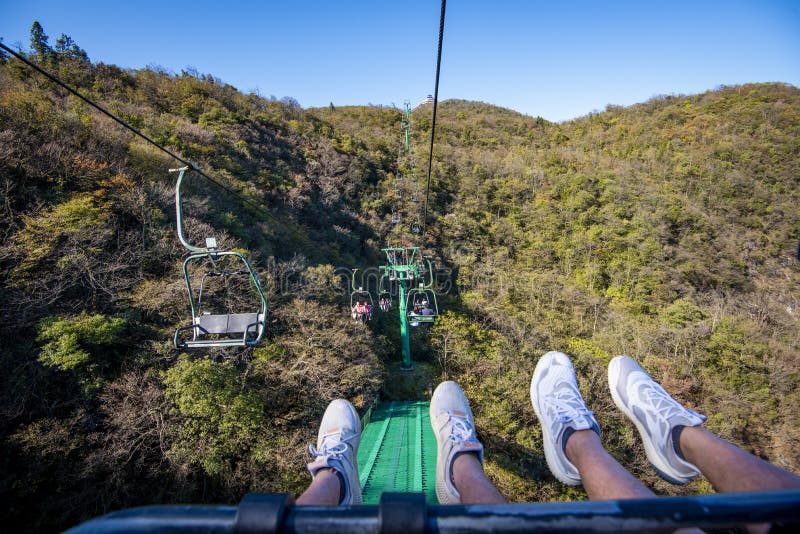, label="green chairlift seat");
[173,251,267,349]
